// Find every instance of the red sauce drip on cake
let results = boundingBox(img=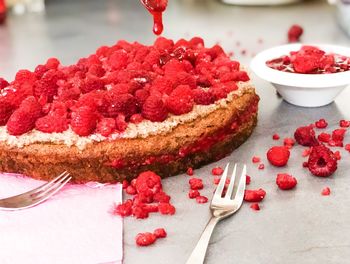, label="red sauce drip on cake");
[140,0,167,35]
